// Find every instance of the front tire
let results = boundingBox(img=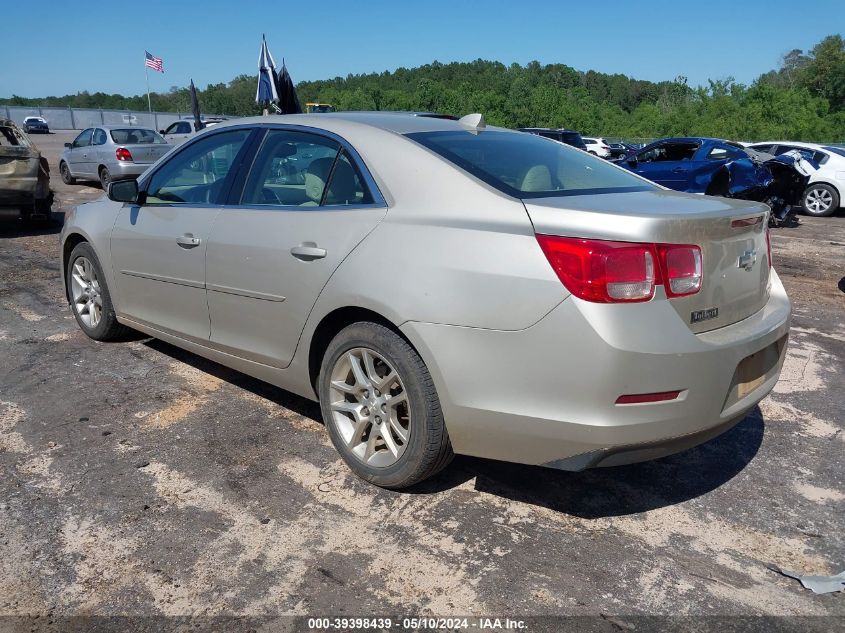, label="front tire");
[66,242,130,341]
[318,322,453,489]
[802,184,839,217]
